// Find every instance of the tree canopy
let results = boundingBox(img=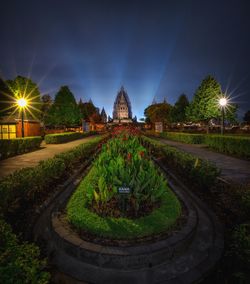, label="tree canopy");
[40,94,52,122]
[243,110,250,124]
[185,75,238,125]
[185,75,221,123]
[0,77,13,118]
[170,94,189,123]
[45,86,80,127]
[144,102,172,124]
[78,100,98,121]
[6,76,41,120]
